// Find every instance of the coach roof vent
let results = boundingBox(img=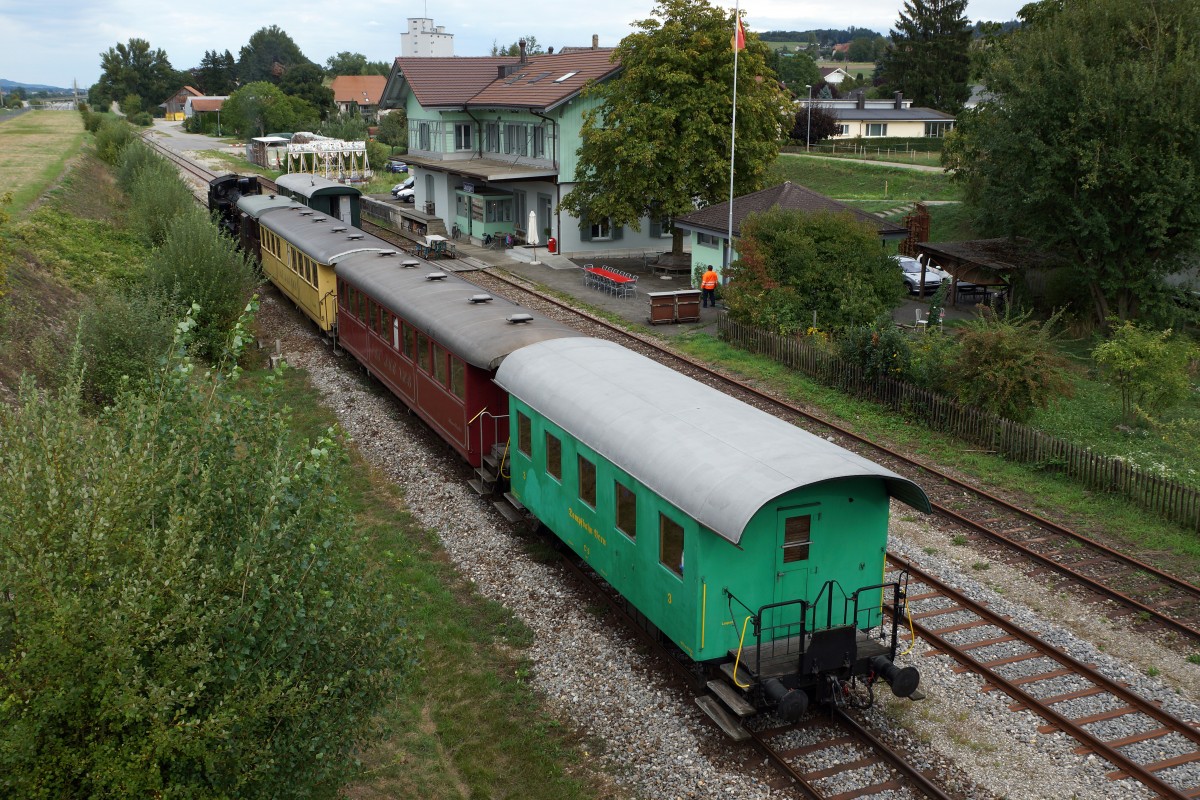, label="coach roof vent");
[331,225,347,232]
[468,294,493,304]
[299,210,314,216]
[401,258,420,268]
[426,272,448,281]
[506,313,534,324]
[347,233,364,240]
[378,249,398,256]
[310,216,327,223]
